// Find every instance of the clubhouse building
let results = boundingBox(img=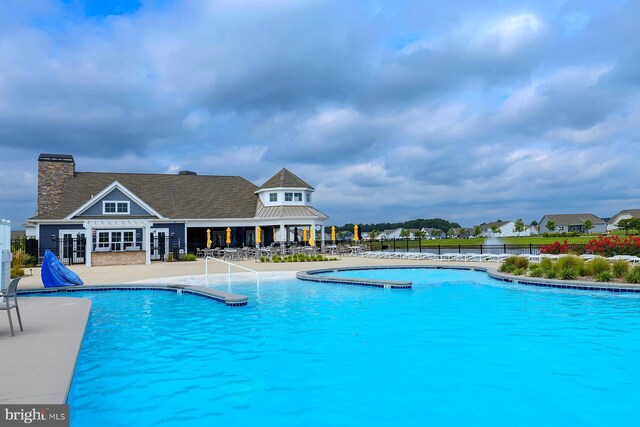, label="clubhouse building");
[27,154,328,266]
